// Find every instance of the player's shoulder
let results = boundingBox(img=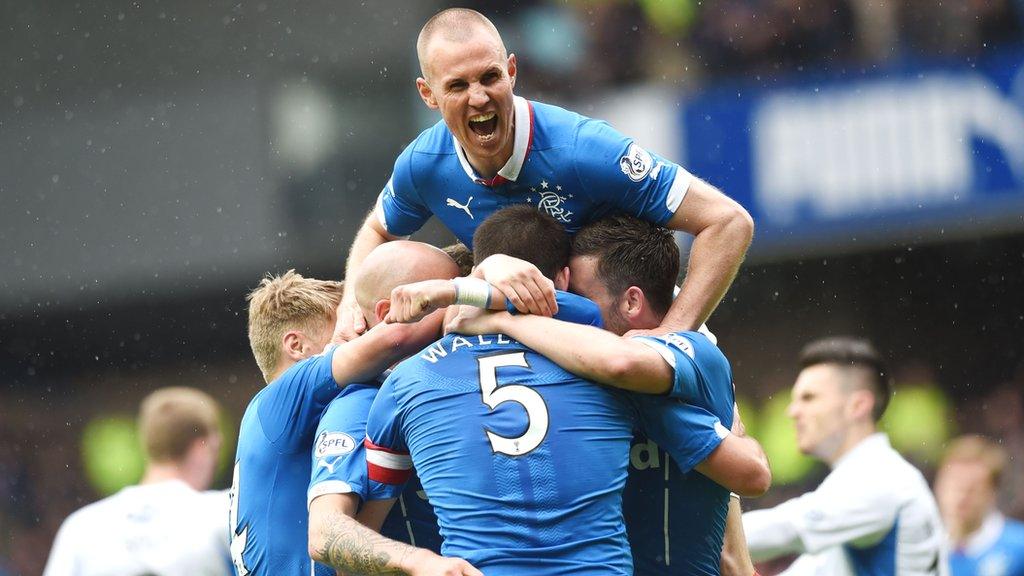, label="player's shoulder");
[57,492,119,535]
[549,291,602,326]
[404,119,455,158]
[641,330,726,367]
[266,344,339,391]
[528,99,592,146]
[321,382,380,419]
[1001,517,1024,544]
